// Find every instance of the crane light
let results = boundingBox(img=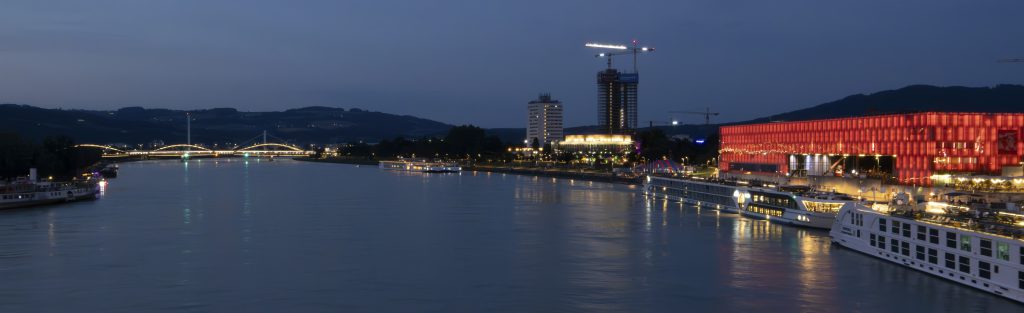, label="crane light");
[585,43,628,50]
